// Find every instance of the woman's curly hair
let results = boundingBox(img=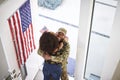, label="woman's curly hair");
[39,32,59,55]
